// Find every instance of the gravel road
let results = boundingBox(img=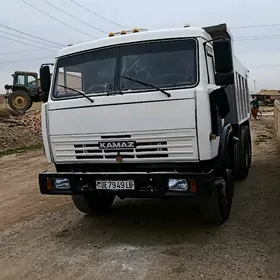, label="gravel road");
[1,116,280,280]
